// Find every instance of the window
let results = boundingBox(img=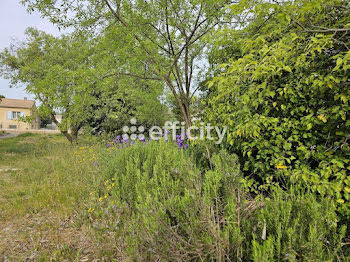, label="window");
[9,125,17,129]
[7,111,25,120]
